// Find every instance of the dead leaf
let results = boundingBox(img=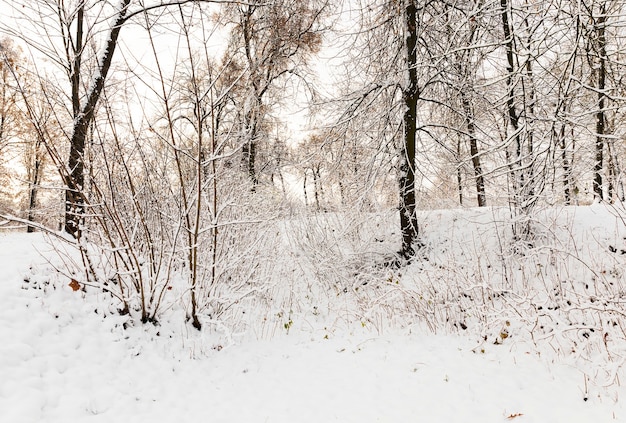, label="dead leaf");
[69,279,81,291]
